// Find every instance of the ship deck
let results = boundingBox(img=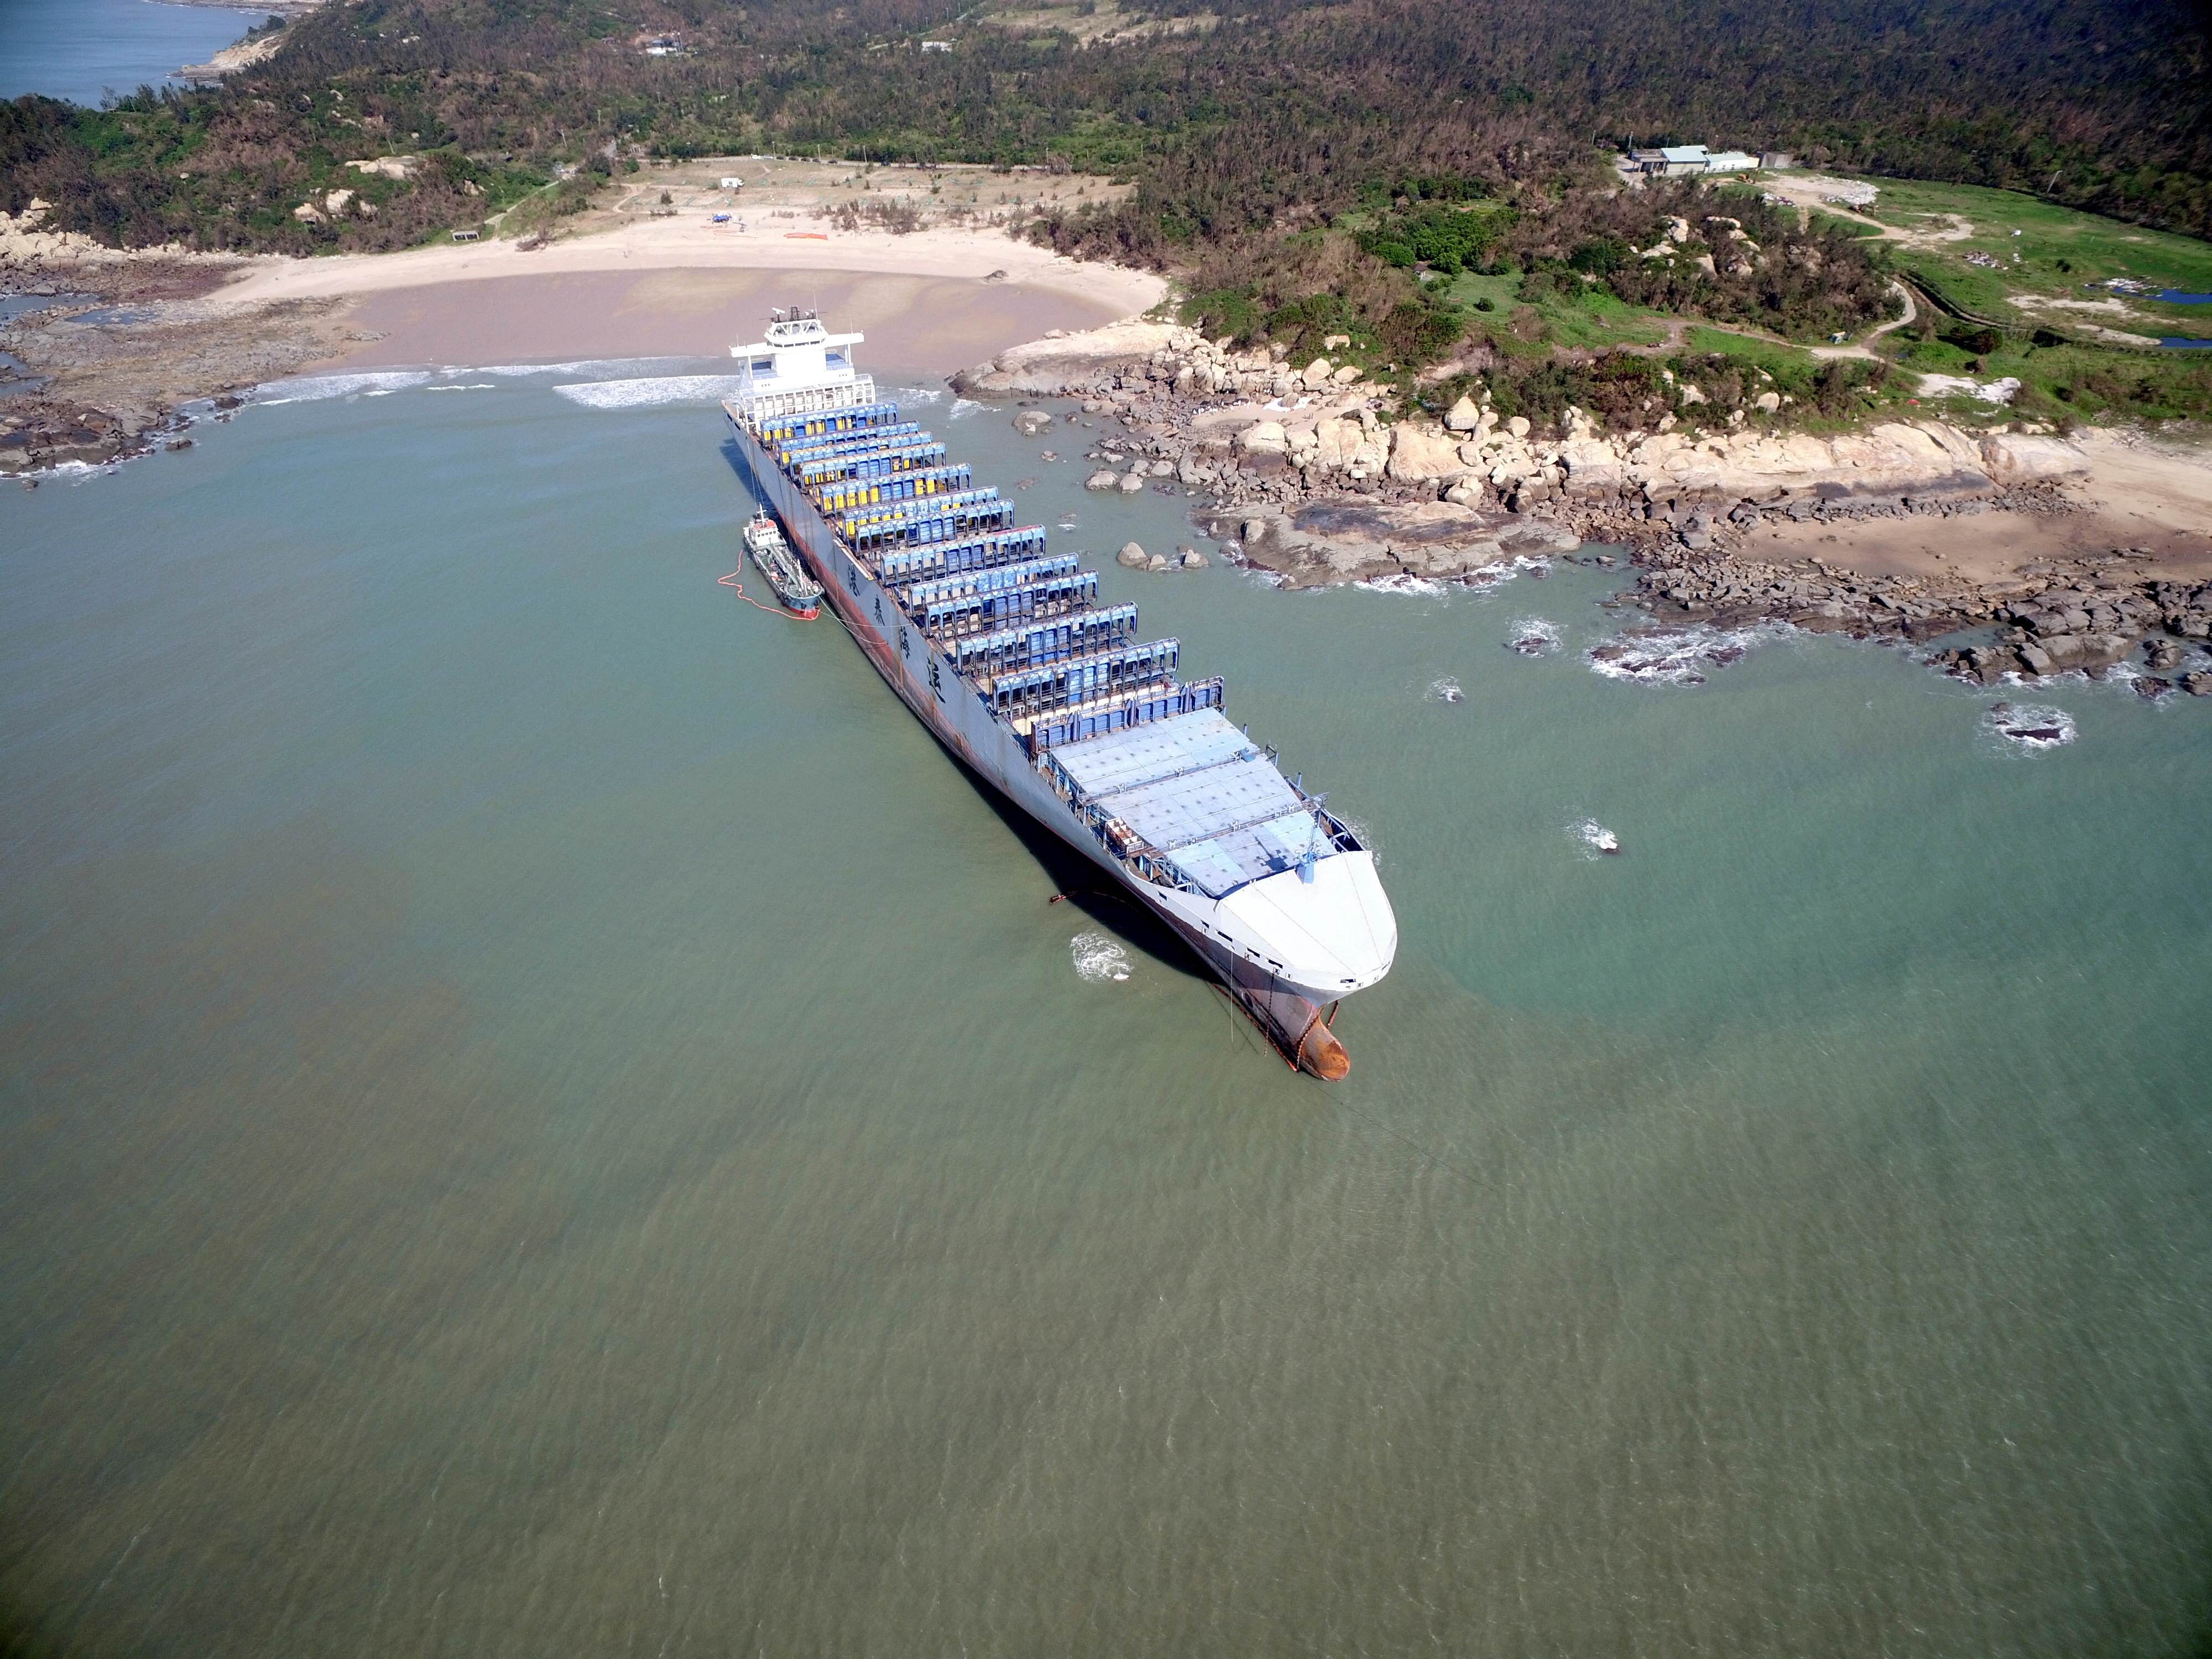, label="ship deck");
[1046,711,1321,898]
